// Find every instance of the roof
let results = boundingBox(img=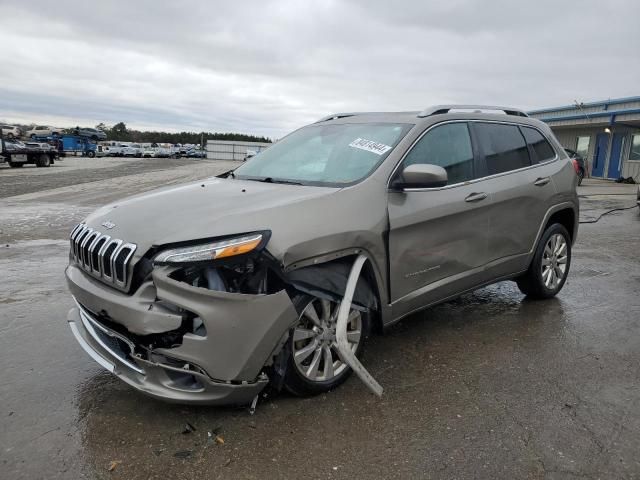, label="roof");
[527,96,640,127]
[528,96,640,115]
